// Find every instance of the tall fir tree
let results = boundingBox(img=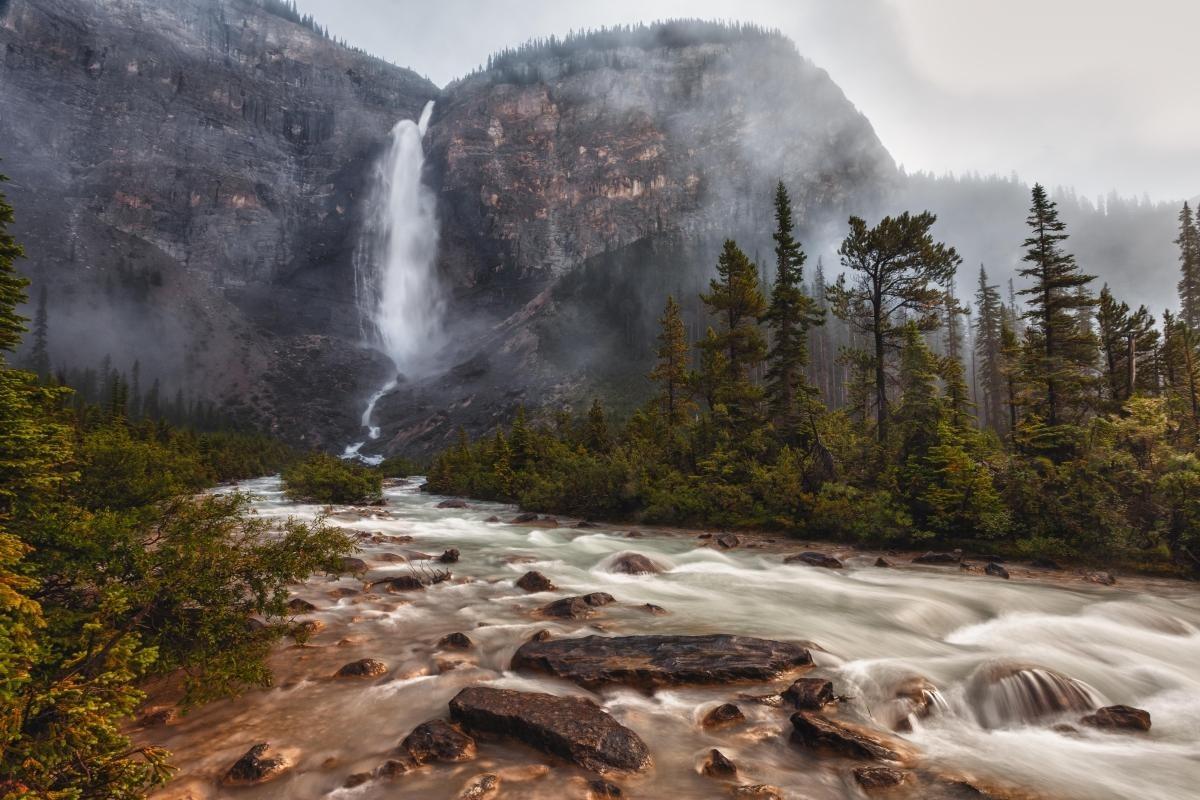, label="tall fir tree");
[1016,184,1099,432]
[699,239,767,432]
[761,182,823,445]
[1176,202,1200,332]
[1097,286,1158,408]
[648,295,694,430]
[829,211,960,441]
[27,285,49,380]
[974,266,1006,434]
